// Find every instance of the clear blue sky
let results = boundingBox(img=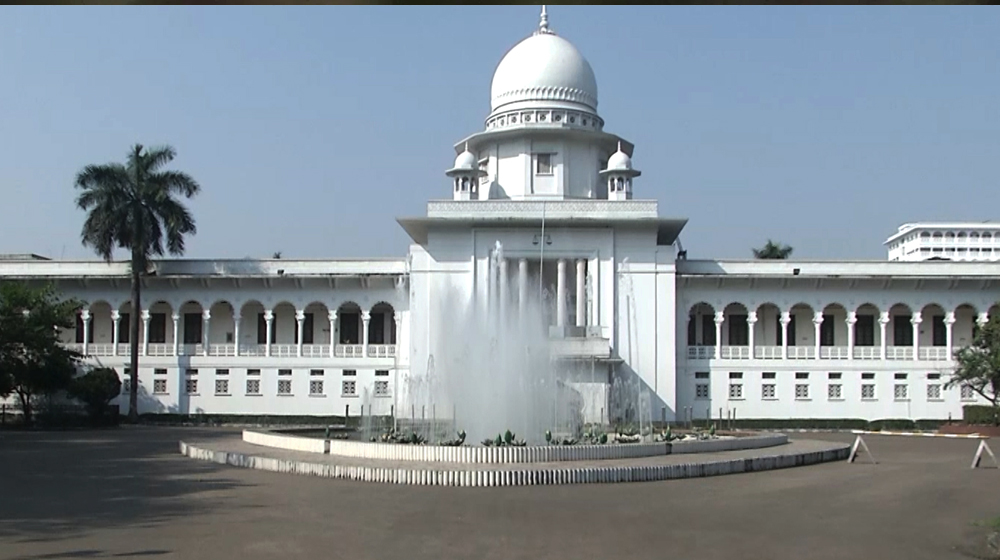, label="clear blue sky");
[1,6,997,261]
